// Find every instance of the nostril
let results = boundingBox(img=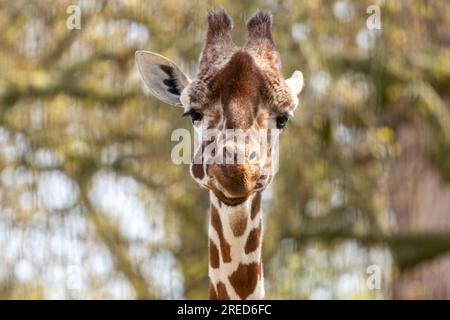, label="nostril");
[249,151,257,161]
